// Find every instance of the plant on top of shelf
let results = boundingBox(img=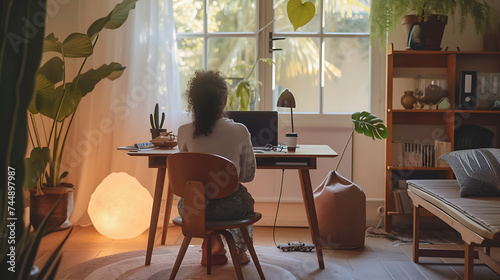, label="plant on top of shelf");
[369,0,493,49]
